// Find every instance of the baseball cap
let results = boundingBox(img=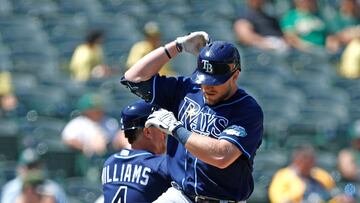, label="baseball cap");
[77,93,103,112]
[18,148,41,166]
[191,41,241,85]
